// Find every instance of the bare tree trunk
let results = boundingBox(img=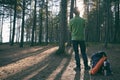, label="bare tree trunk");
[67,0,75,46]
[20,0,26,47]
[0,6,4,43]
[11,0,17,45]
[96,0,100,42]
[105,0,110,48]
[9,7,12,43]
[70,0,74,19]
[0,15,1,43]
[45,0,48,45]
[39,9,43,44]
[57,0,67,54]
[31,0,37,46]
[38,0,44,44]
[114,0,120,43]
[84,0,89,41]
